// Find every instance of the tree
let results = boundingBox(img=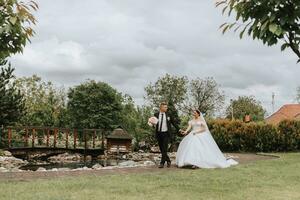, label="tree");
[15,75,67,126]
[0,0,38,64]
[0,65,25,126]
[226,96,266,121]
[144,73,188,111]
[187,77,225,117]
[217,0,300,62]
[67,80,123,130]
